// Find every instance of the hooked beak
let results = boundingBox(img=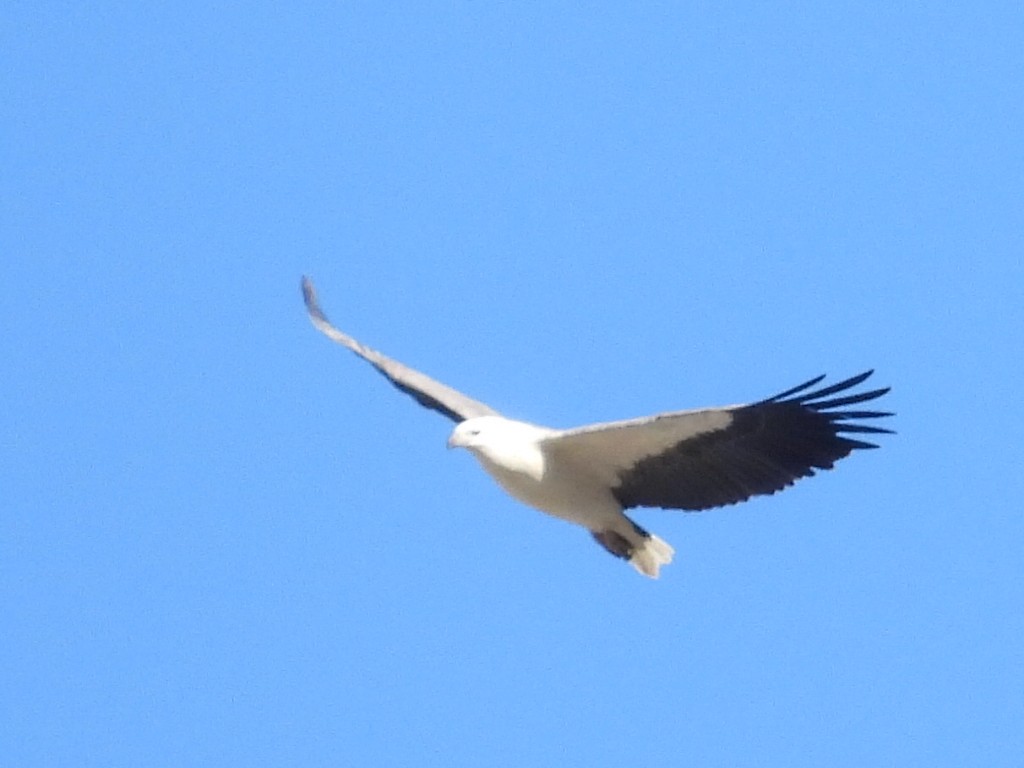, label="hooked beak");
[447,430,471,450]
